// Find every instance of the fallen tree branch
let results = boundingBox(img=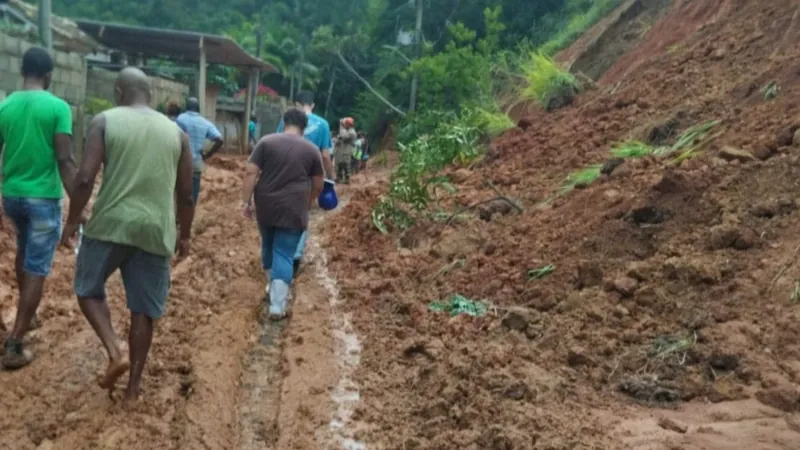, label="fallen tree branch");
[484,181,524,213]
